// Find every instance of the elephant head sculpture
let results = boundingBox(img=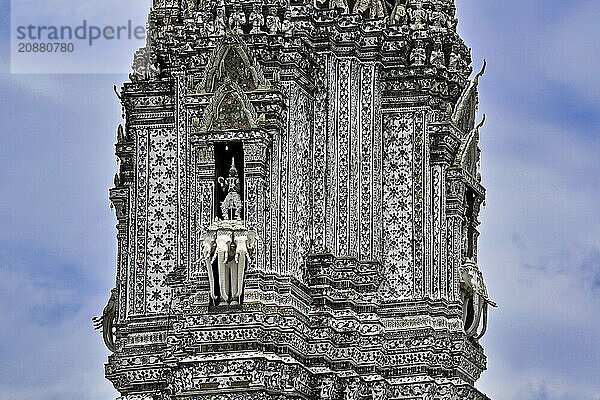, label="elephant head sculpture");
[231,230,256,304]
[460,258,496,339]
[213,232,233,303]
[201,232,217,301]
[92,288,117,352]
